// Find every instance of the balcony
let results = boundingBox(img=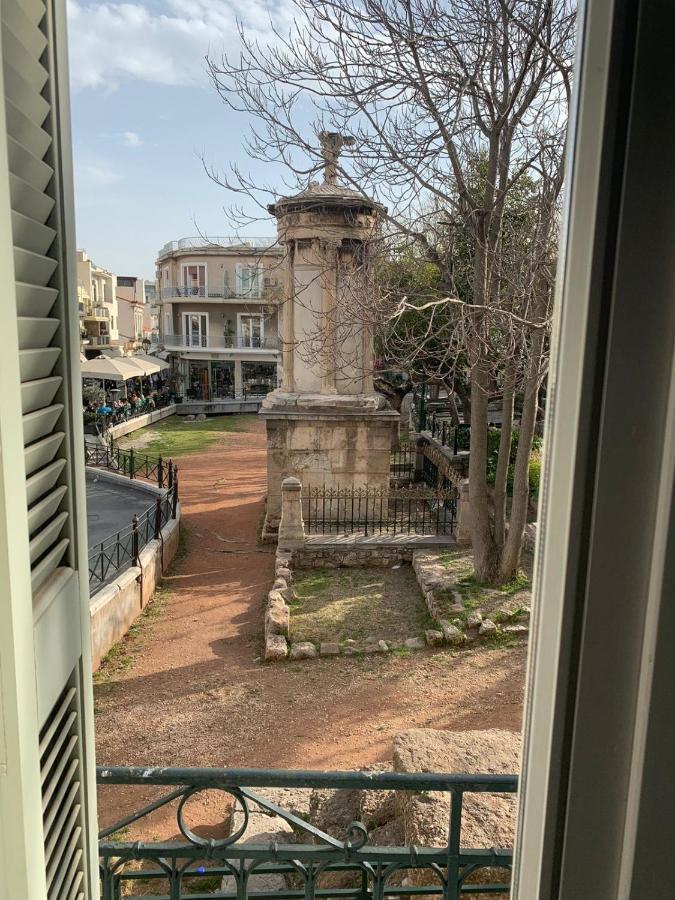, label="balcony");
[84,306,110,320]
[89,334,113,346]
[97,765,516,898]
[163,332,280,352]
[159,285,280,302]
